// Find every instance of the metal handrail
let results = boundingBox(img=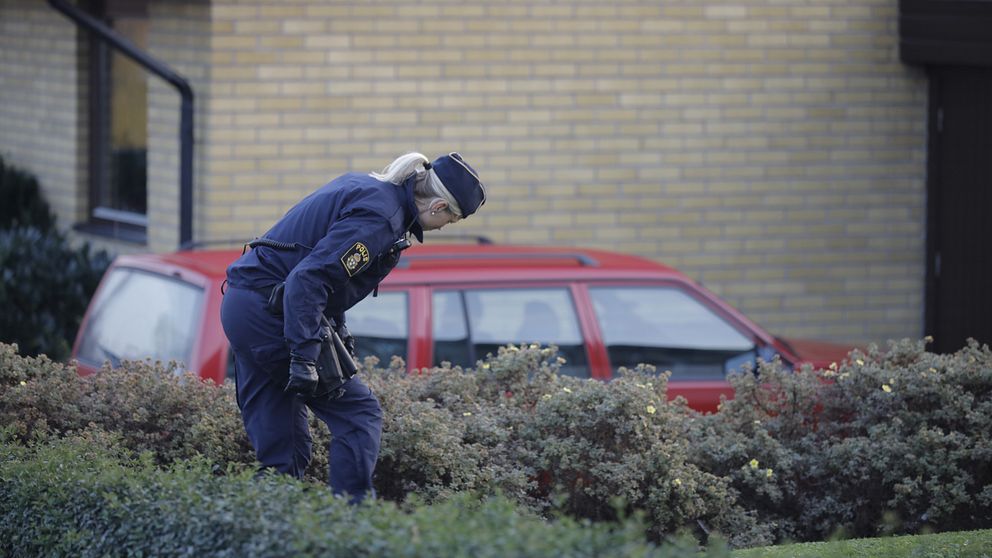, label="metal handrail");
[48,0,195,249]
